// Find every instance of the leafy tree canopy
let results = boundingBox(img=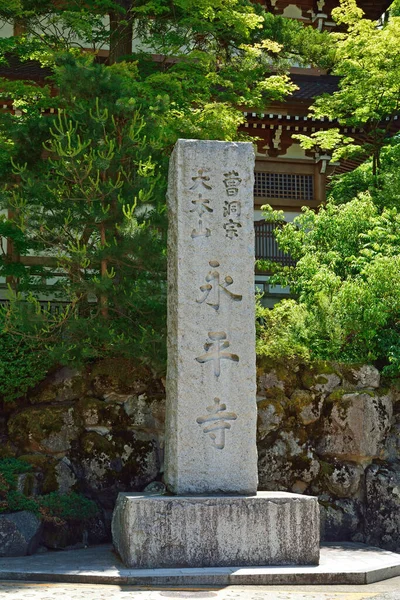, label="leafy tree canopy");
[0,0,334,394]
[294,0,400,174]
[258,196,400,375]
